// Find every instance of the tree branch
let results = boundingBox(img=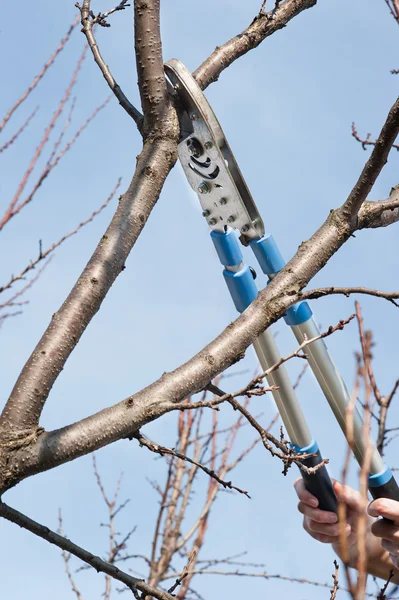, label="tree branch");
[0,178,121,297]
[0,45,89,231]
[340,97,399,223]
[0,106,39,154]
[352,122,399,152]
[0,0,178,449]
[76,1,143,129]
[193,0,318,90]
[301,287,399,307]
[134,0,175,137]
[2,0,398,498]
[357,185,399,229]
[132,431,251,497]
[0,501,175,600]
[0,15,79,133]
